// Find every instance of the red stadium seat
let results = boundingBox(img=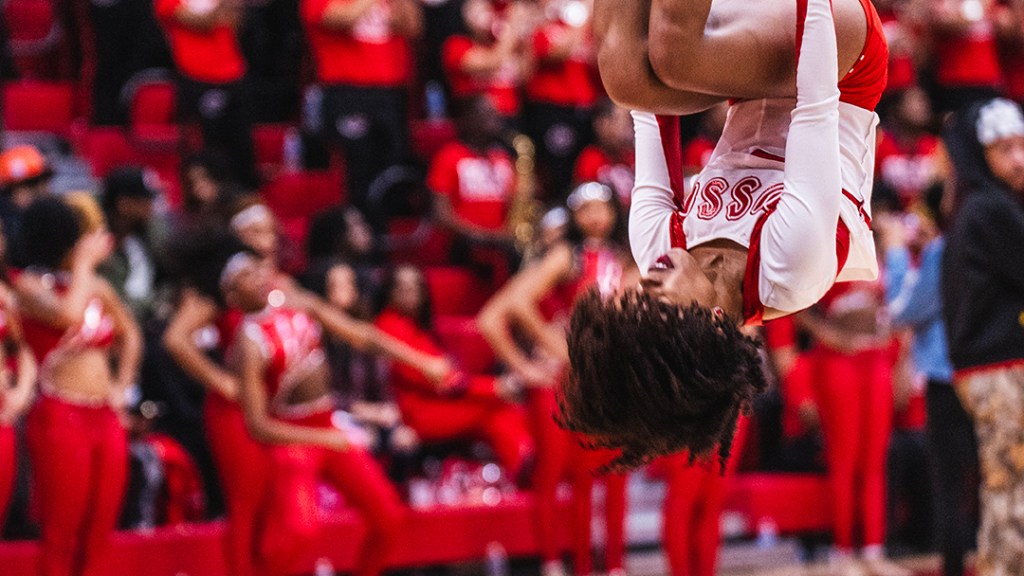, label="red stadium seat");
[722,473,832,535]
[424,266,492,316]
[435,315,497,374]
[128,77,179,144]
[386,217,453,266]
[410,119,457,163]
[2,80,76,134]
[252,123,290,177]
[76,127,140,178]
[4,0,64,78]
[260,170,344,220]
